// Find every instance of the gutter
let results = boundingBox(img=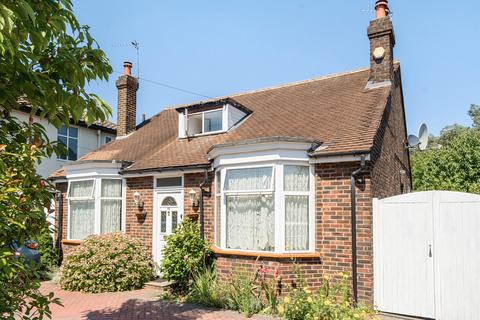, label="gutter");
[350,156,368,304]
